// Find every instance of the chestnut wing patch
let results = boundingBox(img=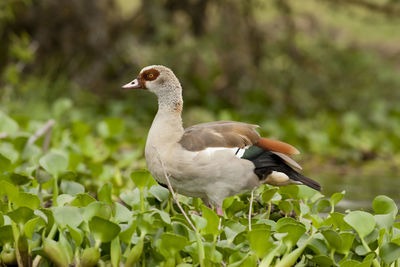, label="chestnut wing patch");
[179,121,260,151]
